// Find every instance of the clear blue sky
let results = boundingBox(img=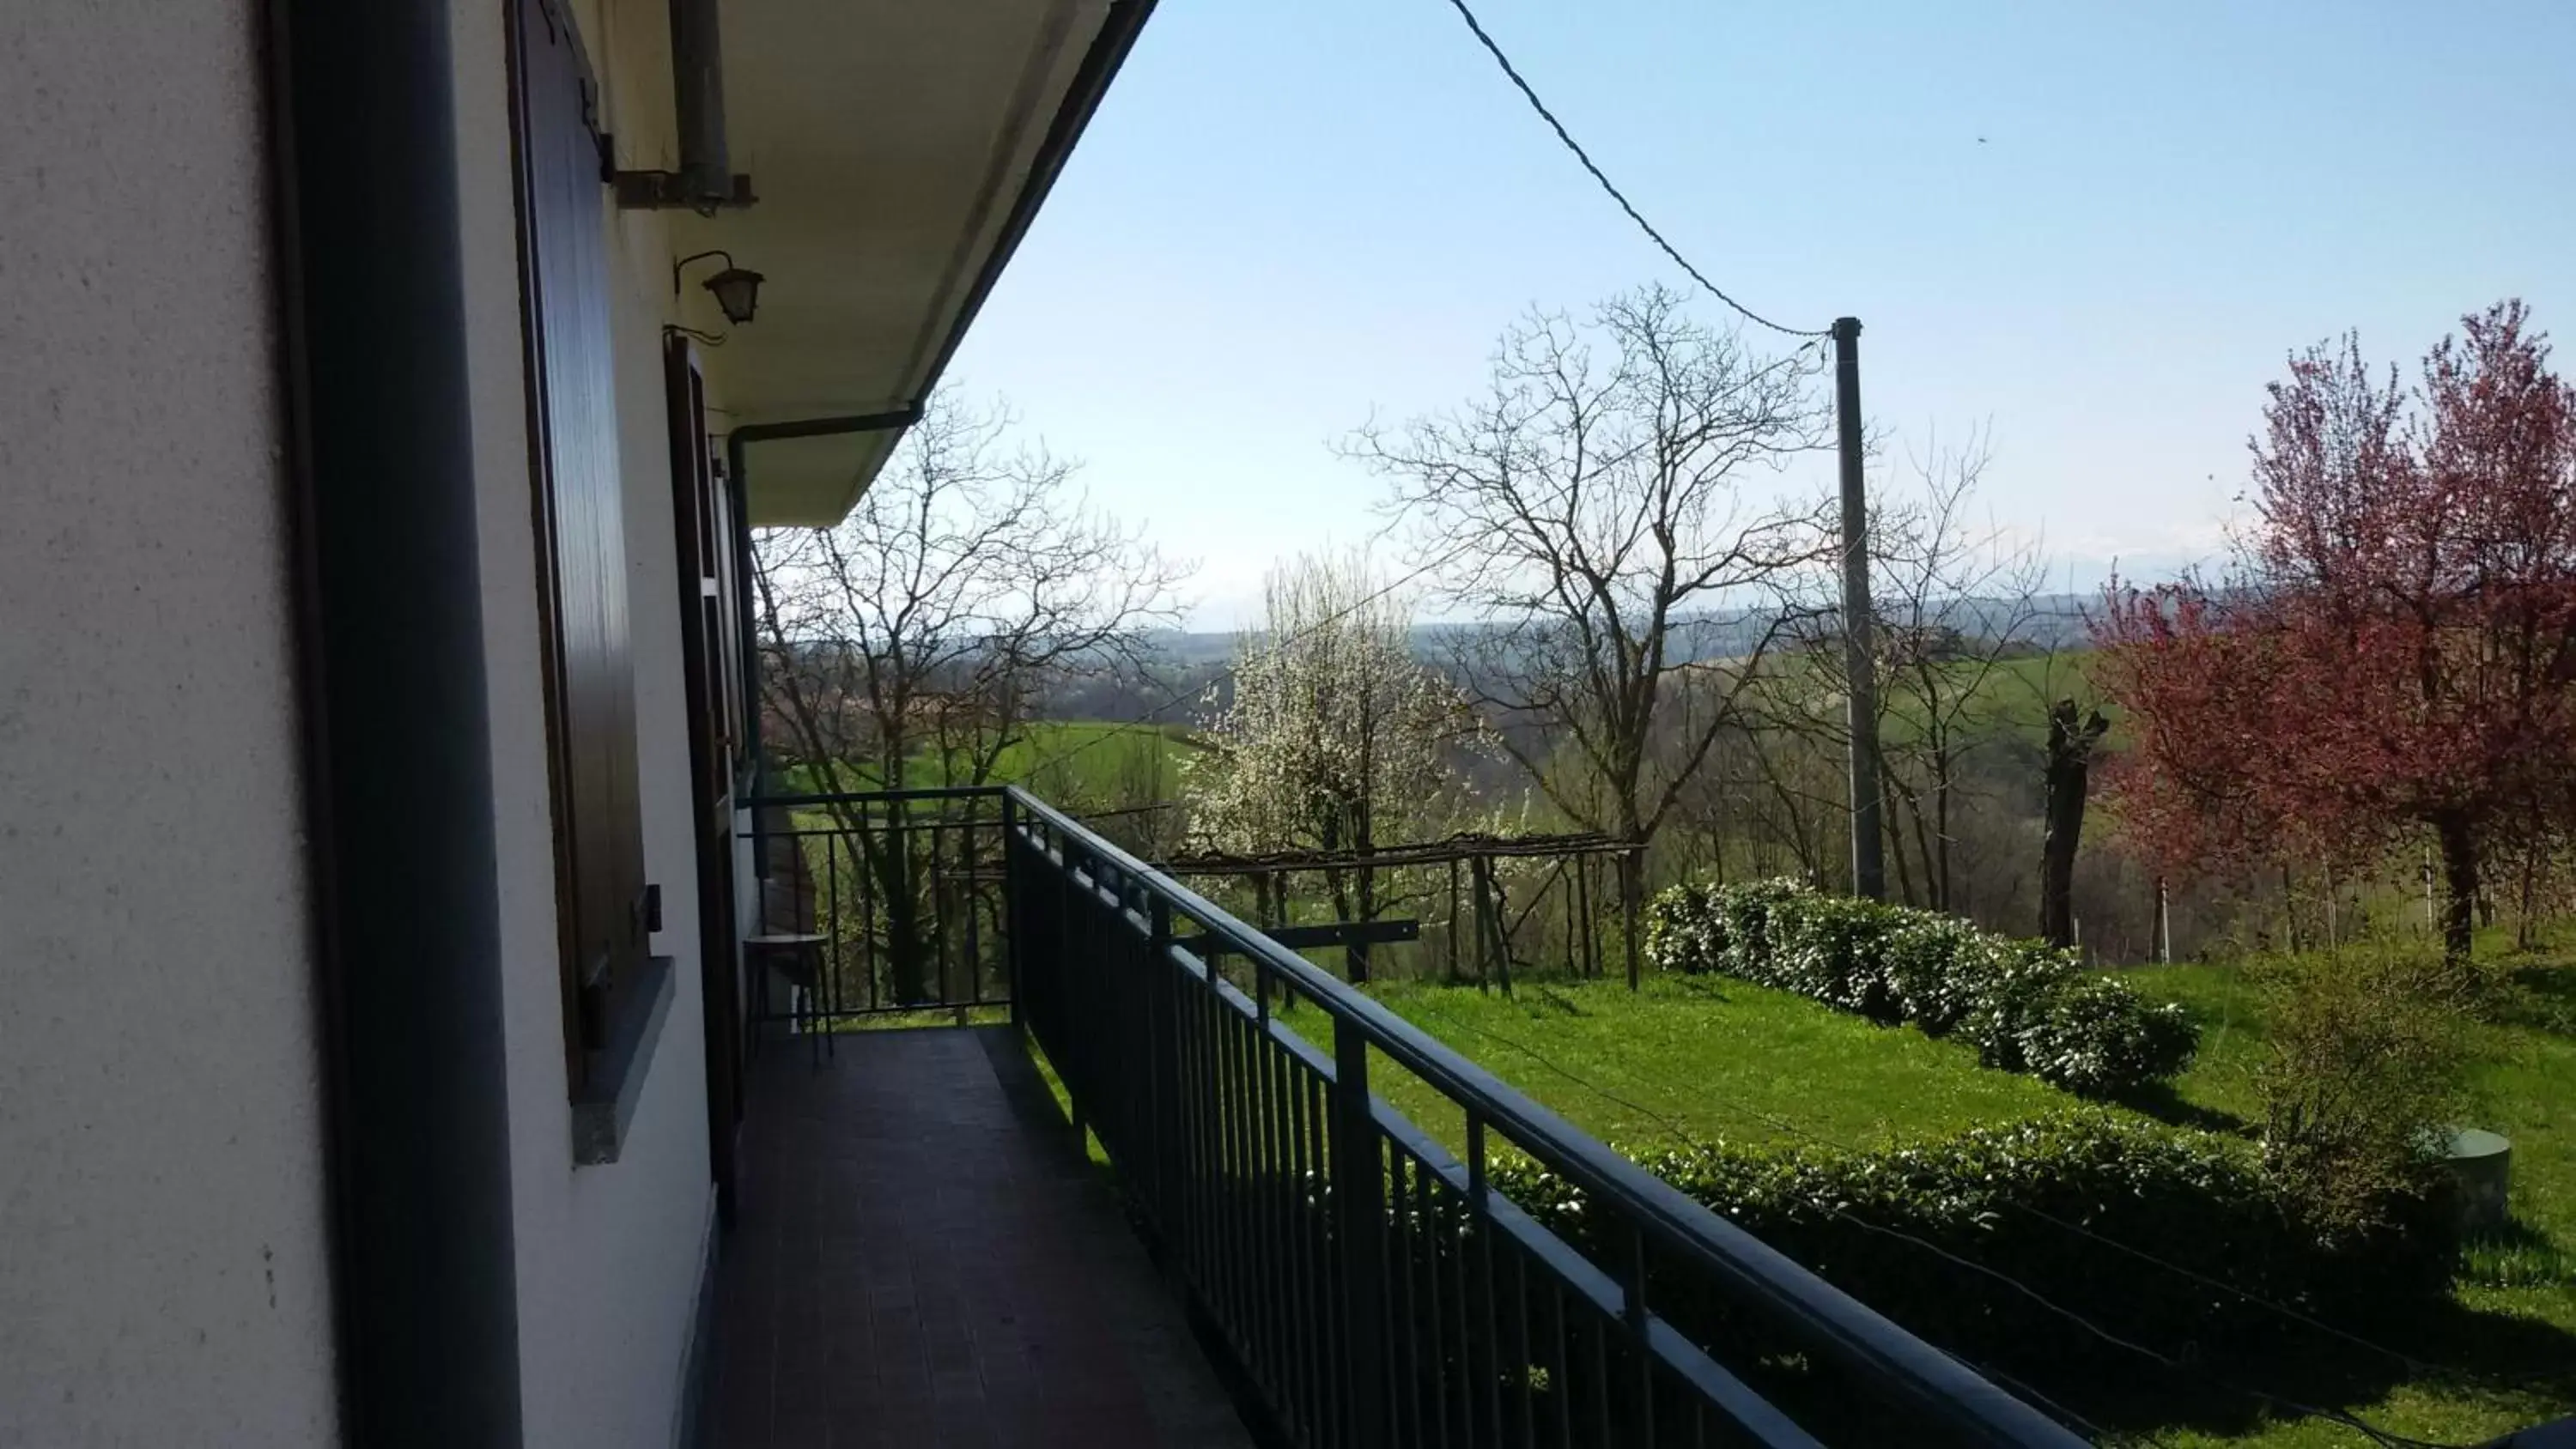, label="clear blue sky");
[949,0,2575,629]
